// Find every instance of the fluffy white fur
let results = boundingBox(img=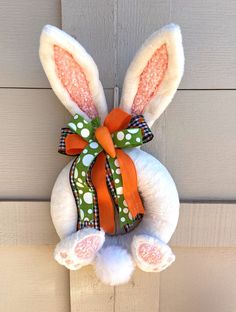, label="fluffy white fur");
[51,148,179,278]
[54,228,105,270]
[39,25,108,122]
[95,246,134,286]
[51,148,179,243]
[120,24,184,127]
[51,161,77,239]
[131,234,175,272]
[40,24,184,285]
